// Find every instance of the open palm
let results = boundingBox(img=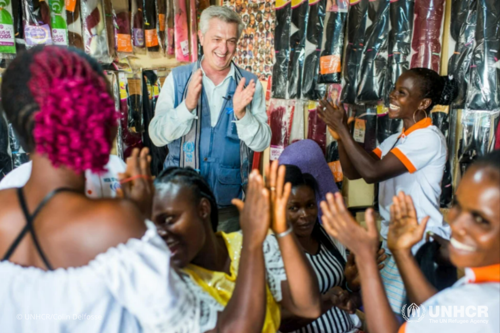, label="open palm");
[387,192,429,253]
